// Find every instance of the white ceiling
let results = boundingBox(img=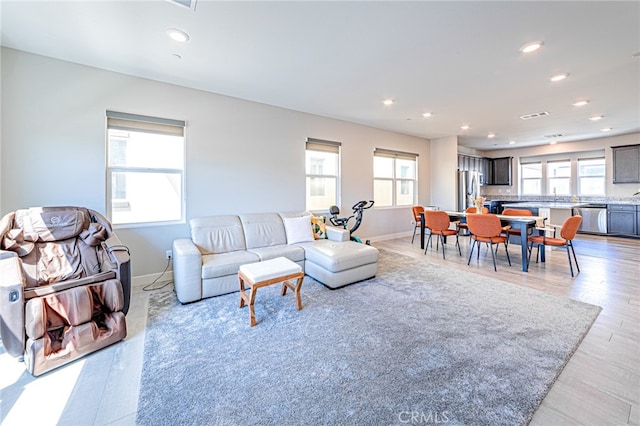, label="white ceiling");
[1,1,639,151]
